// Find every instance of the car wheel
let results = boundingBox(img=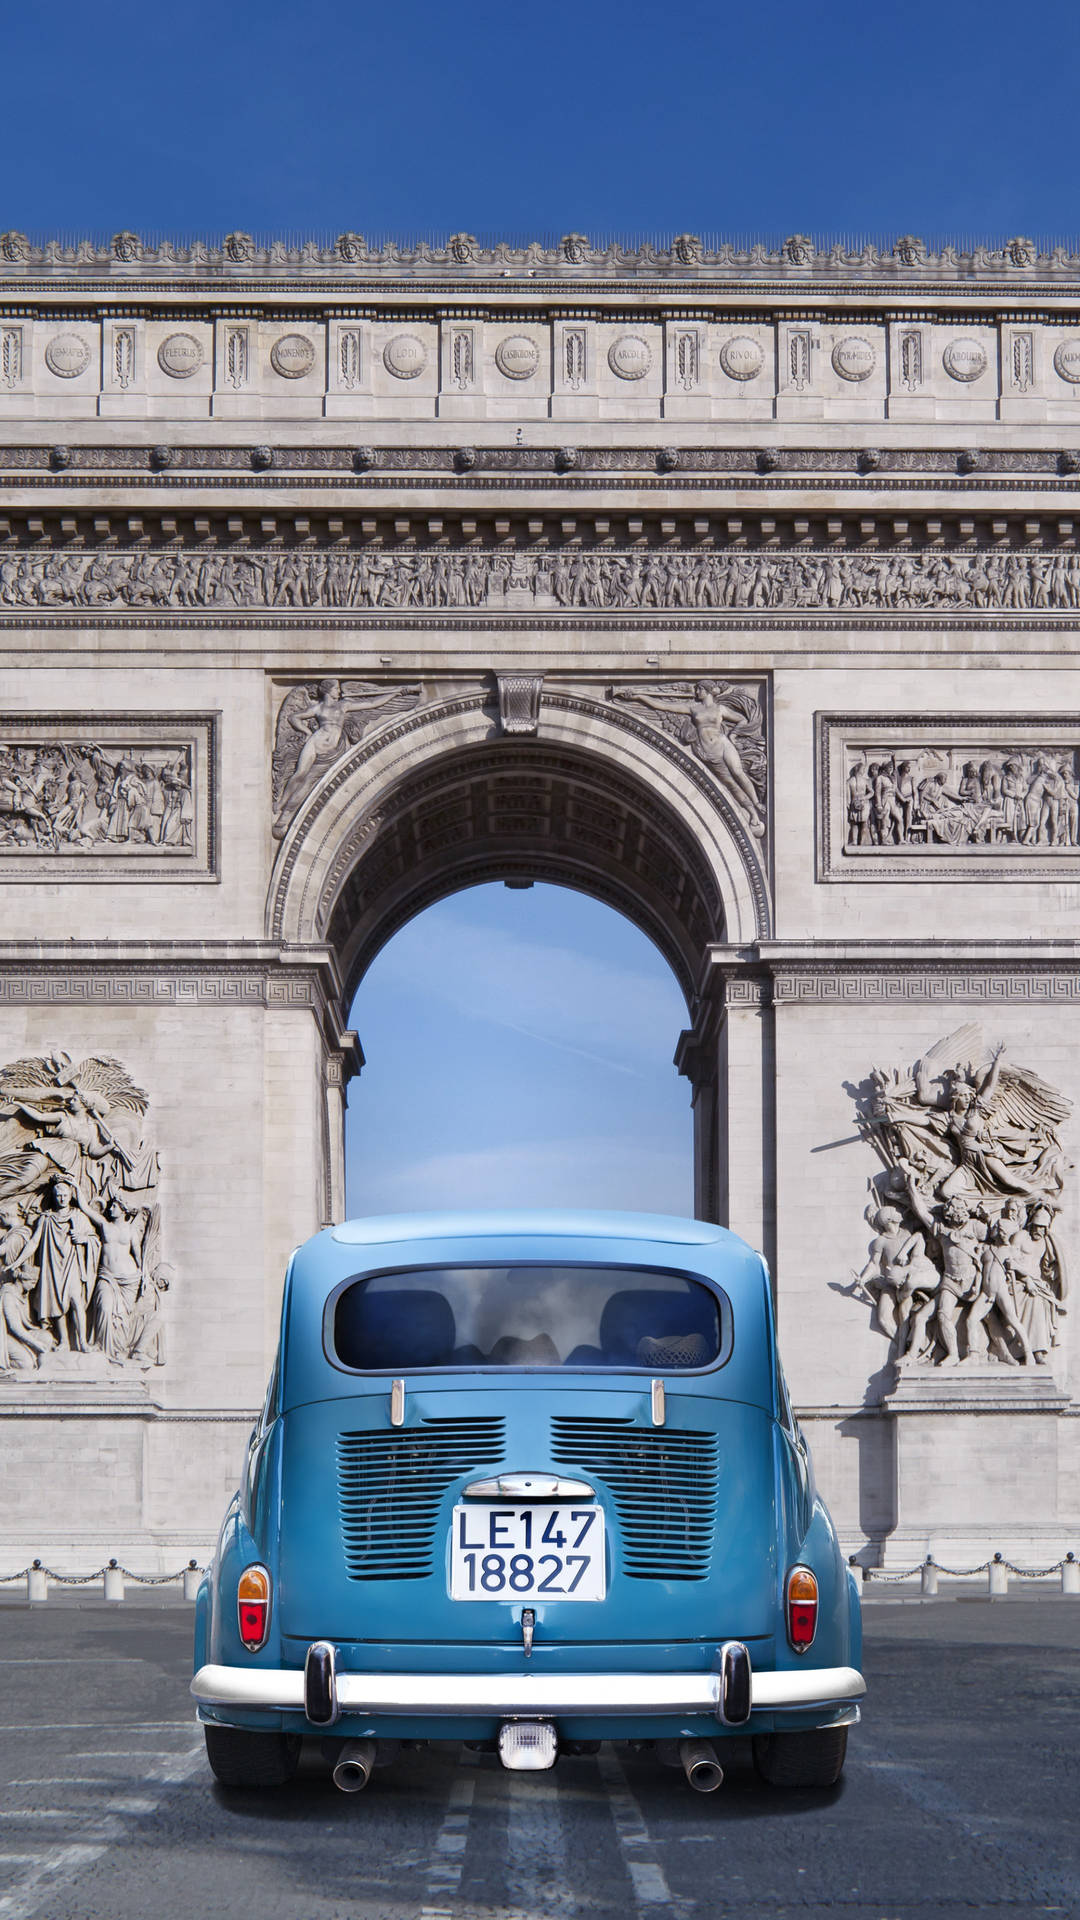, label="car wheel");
[752,1726,848,1788]
[204,1724,302,1788]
